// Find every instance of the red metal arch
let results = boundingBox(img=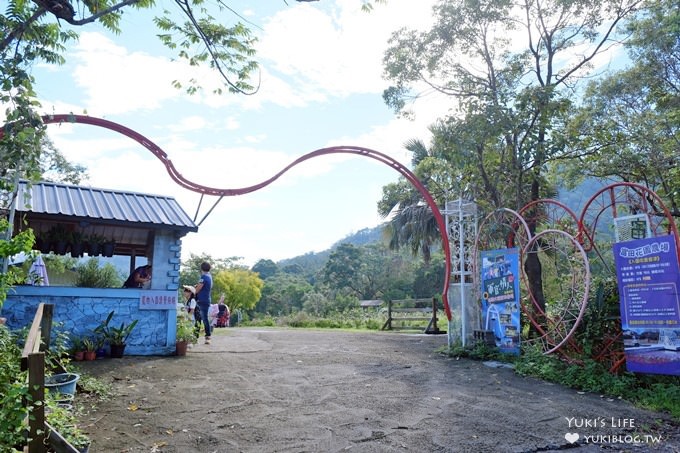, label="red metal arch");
[17,114,453,319]
[578,181,680,260]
